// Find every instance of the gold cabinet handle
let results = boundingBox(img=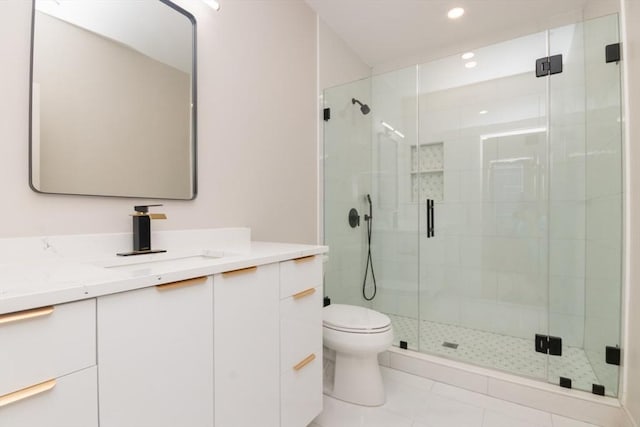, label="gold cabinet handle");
[222,266,257,277]
[0,379,56,408]
[156,276,207,291]
[0,306,54,326]
[293,353,316,371]
[293,256,315,264]
[292,287,316,300]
